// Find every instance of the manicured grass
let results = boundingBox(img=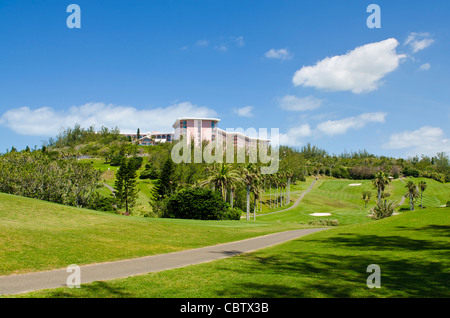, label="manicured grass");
[16,207,449,298]
[0,193,311,276]
[258,178,374,225]
[258,177,450,226]
[392,177,450,208]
